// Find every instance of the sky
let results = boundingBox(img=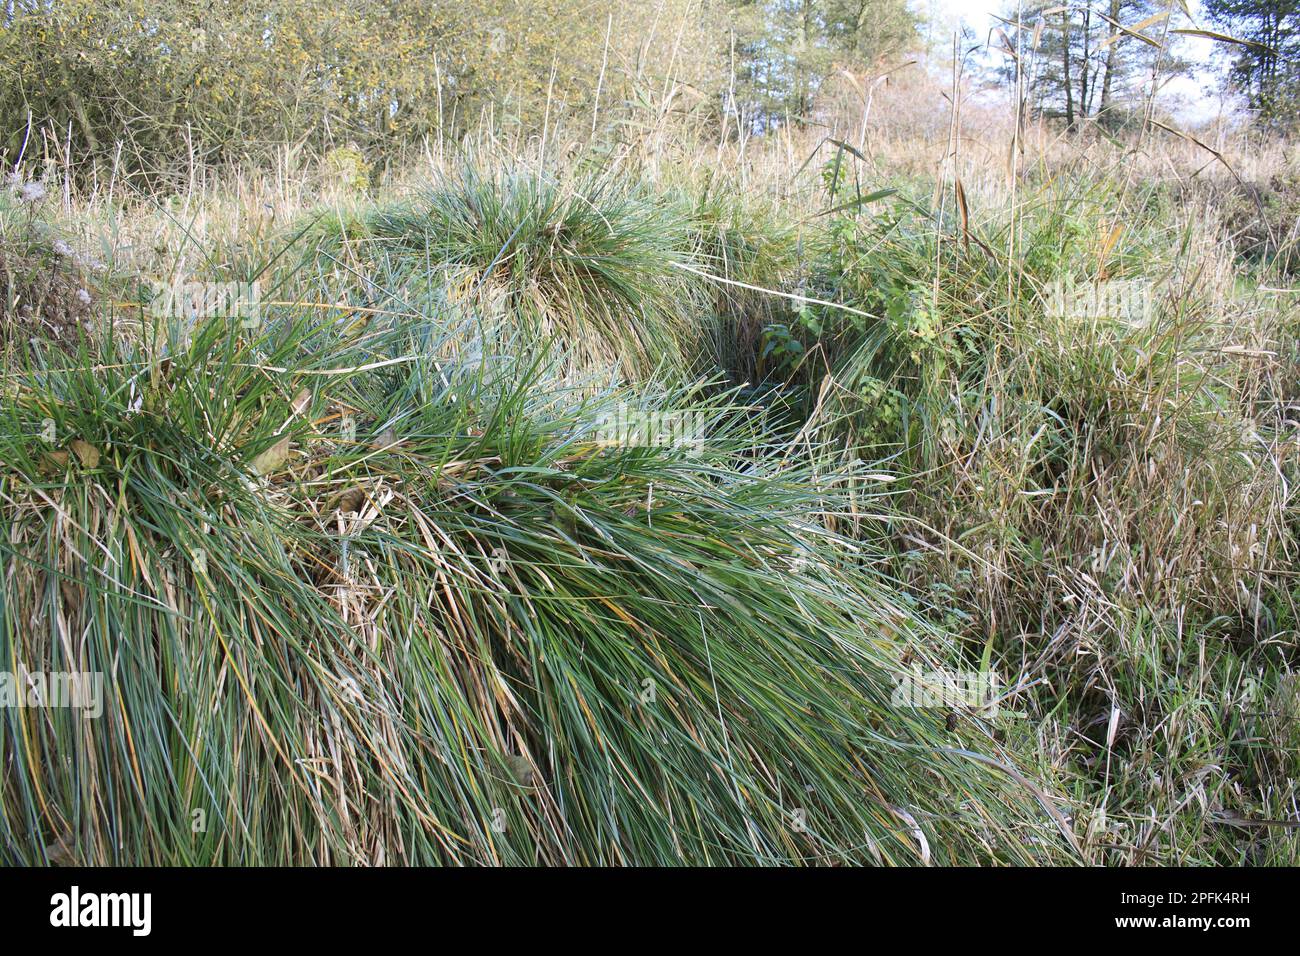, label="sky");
[922,0,1239,125]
